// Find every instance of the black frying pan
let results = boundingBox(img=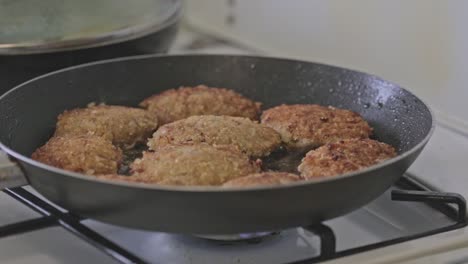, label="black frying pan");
[0,55,433,234]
